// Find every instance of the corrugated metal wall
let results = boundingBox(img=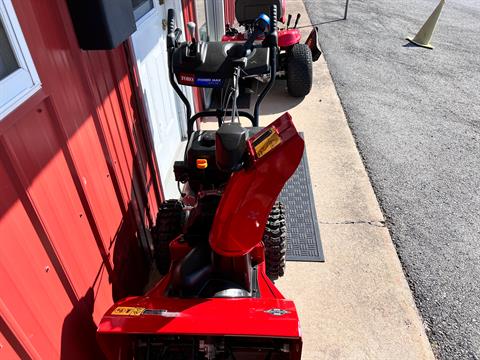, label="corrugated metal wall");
[0,0,162,358]
[224,0,236,25]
